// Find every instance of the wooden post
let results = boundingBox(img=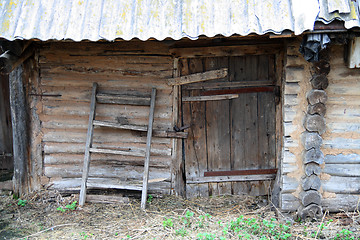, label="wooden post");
[79,83,98,206]
[141,88,156,210]
[9,65,29,196]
